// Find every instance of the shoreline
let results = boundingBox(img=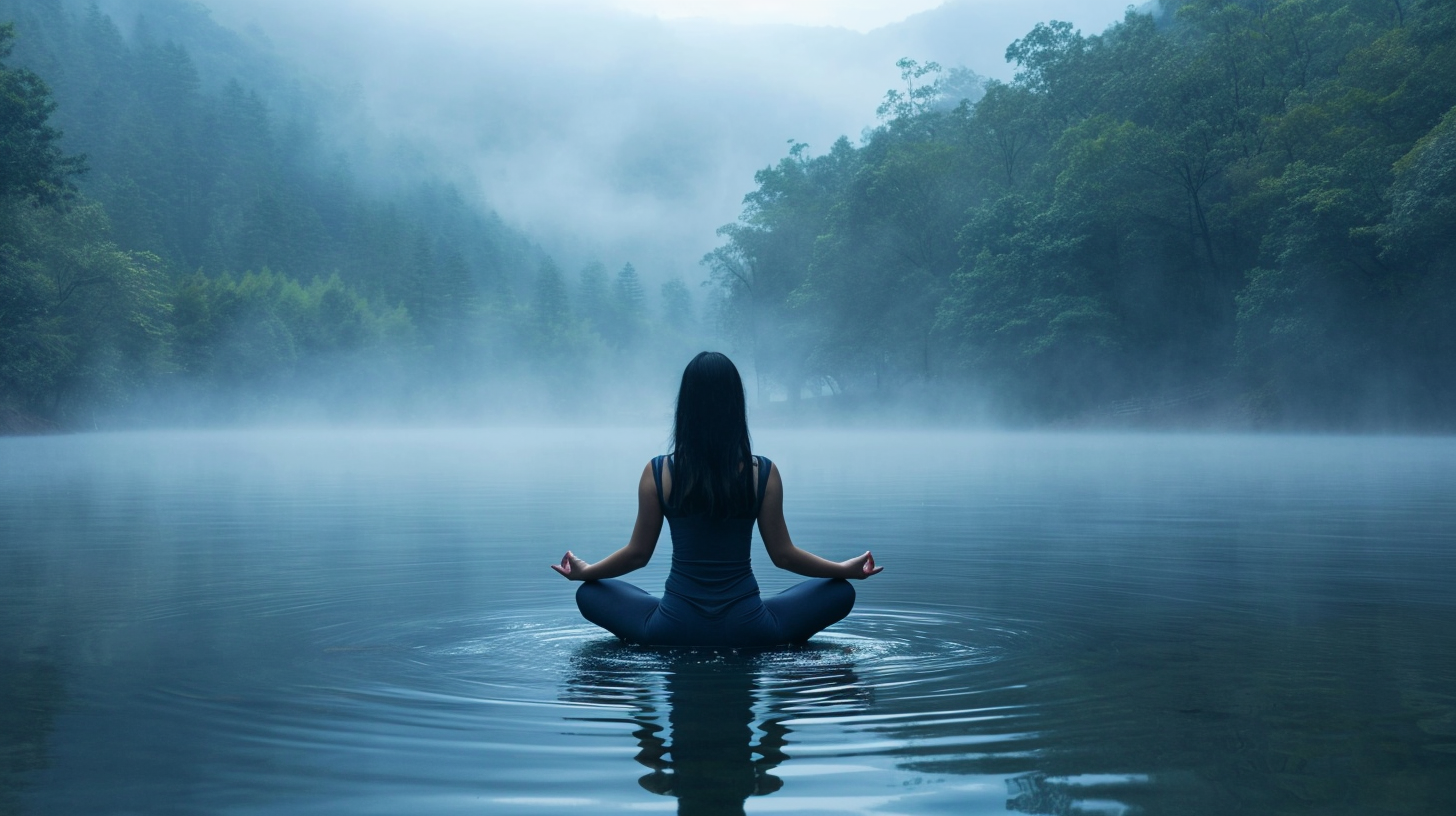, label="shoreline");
[5,413,1453,438]
[0,407,59,436]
